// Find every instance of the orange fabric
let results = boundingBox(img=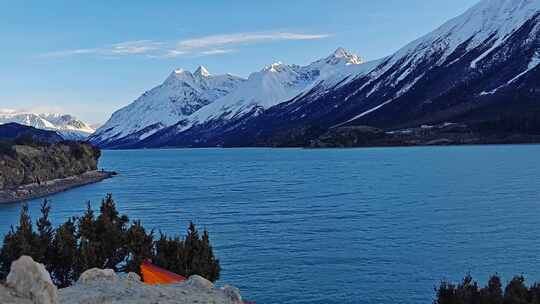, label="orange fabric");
[141,261,186,285]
